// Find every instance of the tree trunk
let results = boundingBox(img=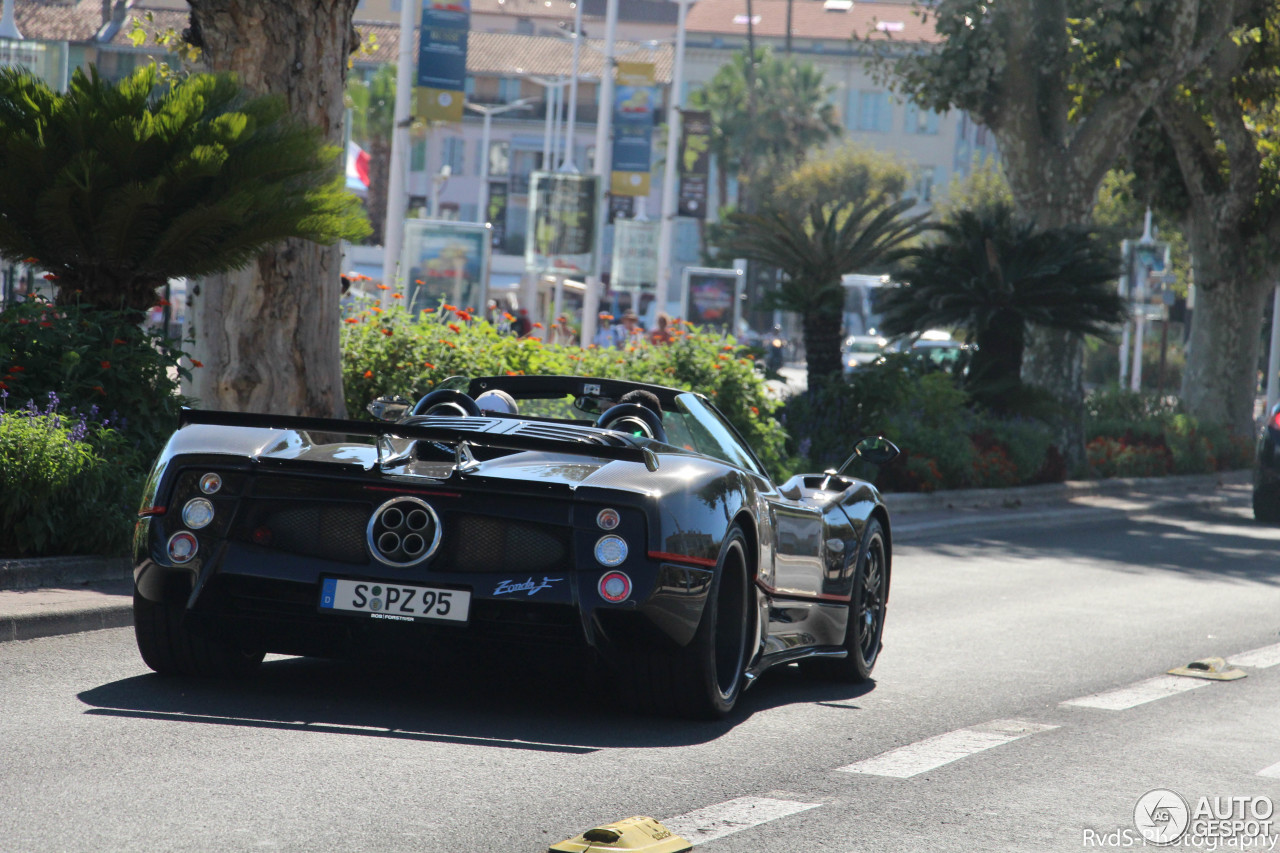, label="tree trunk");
[366,134,391,246]
[1180,231,1270,441]
[185,0,360,418]
[970,313,1024,409]
[802,304,842,390]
